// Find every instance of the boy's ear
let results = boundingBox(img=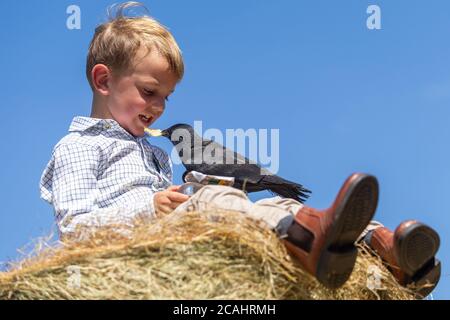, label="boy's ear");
[91,64,111,96]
